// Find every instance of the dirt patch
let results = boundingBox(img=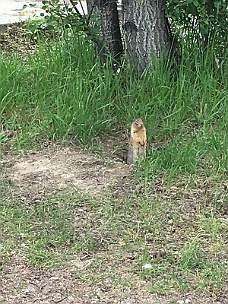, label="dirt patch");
[1,145,130,200]
[0,257,223,304]
[0,261,158,304]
